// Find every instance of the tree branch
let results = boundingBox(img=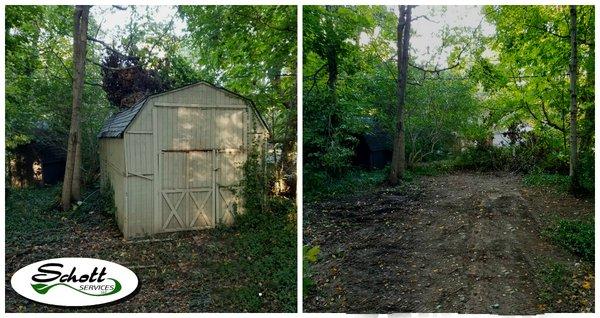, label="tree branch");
[411,15,438,23]
[305,63,327,96]
[87,36,137,60]
[87,59,139,71]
